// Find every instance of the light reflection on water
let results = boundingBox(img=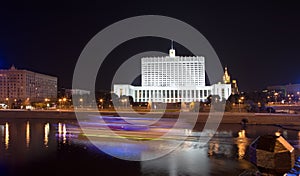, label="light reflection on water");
[44,123,49,147]
[298,132,300,148]
[5,122,9,150]
[57,122,68,144]
[0,119,298,175]
[297,131,300,148]
[236,130,249,160]
[26,121,30,148]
